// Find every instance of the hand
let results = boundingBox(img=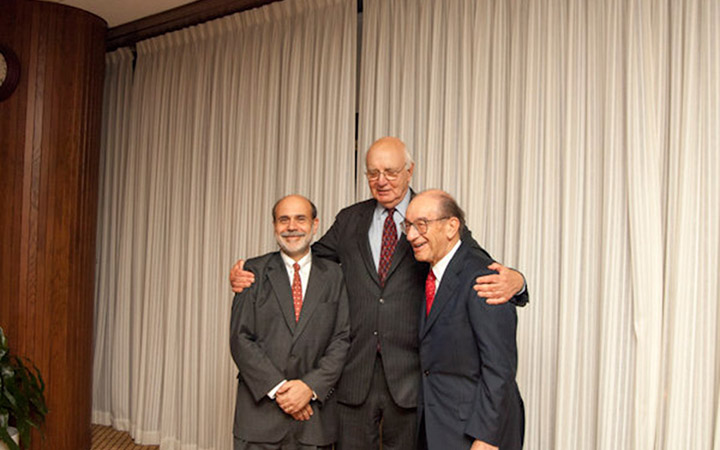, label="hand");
[473,262,524,305]
[290,404,314,421]
[470,440,498,450]
[229,259,255,293]
[275,380,313,415]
